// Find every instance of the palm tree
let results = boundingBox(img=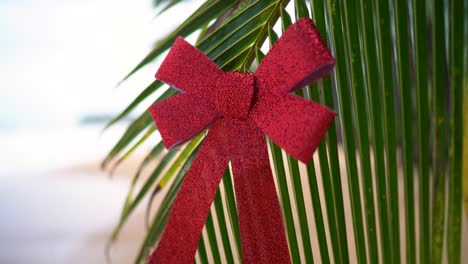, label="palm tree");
[102,0,467,263]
